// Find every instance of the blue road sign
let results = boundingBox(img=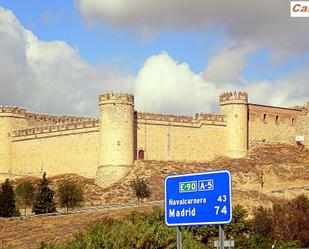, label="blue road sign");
[165,170,232,226]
